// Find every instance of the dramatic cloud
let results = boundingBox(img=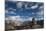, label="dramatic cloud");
[39,5,44,9]
[5,16,33,22]
[37,10,43,16]
[31,4,38,9]
[5,1,44,21]
[5,8,16,15]
[8,8,16,11]
[35,4,44,20]
[17,2,23,8]
[36,11,44,20]
[37,4,44,16]
[25,4,30,9]
[10,11,16,14]
[5,16,23,21]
